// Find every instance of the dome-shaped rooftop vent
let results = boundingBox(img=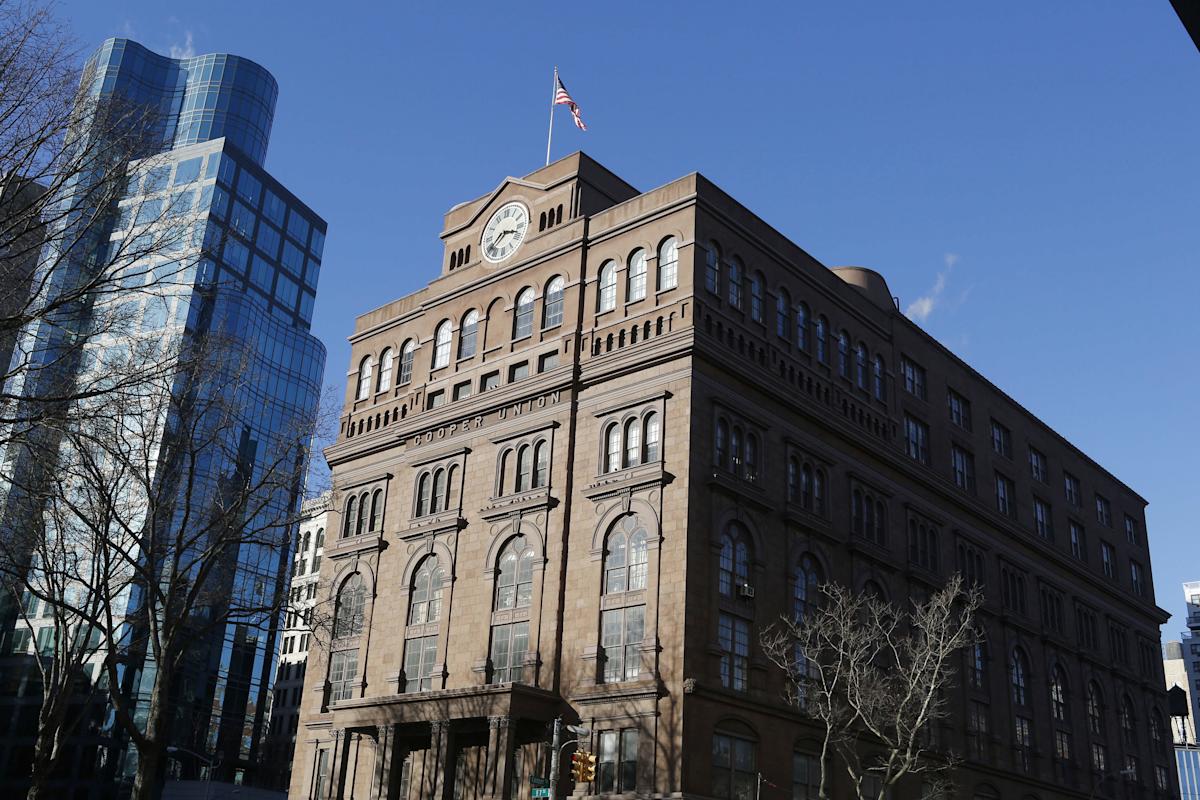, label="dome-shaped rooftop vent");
[831,266,896,312]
